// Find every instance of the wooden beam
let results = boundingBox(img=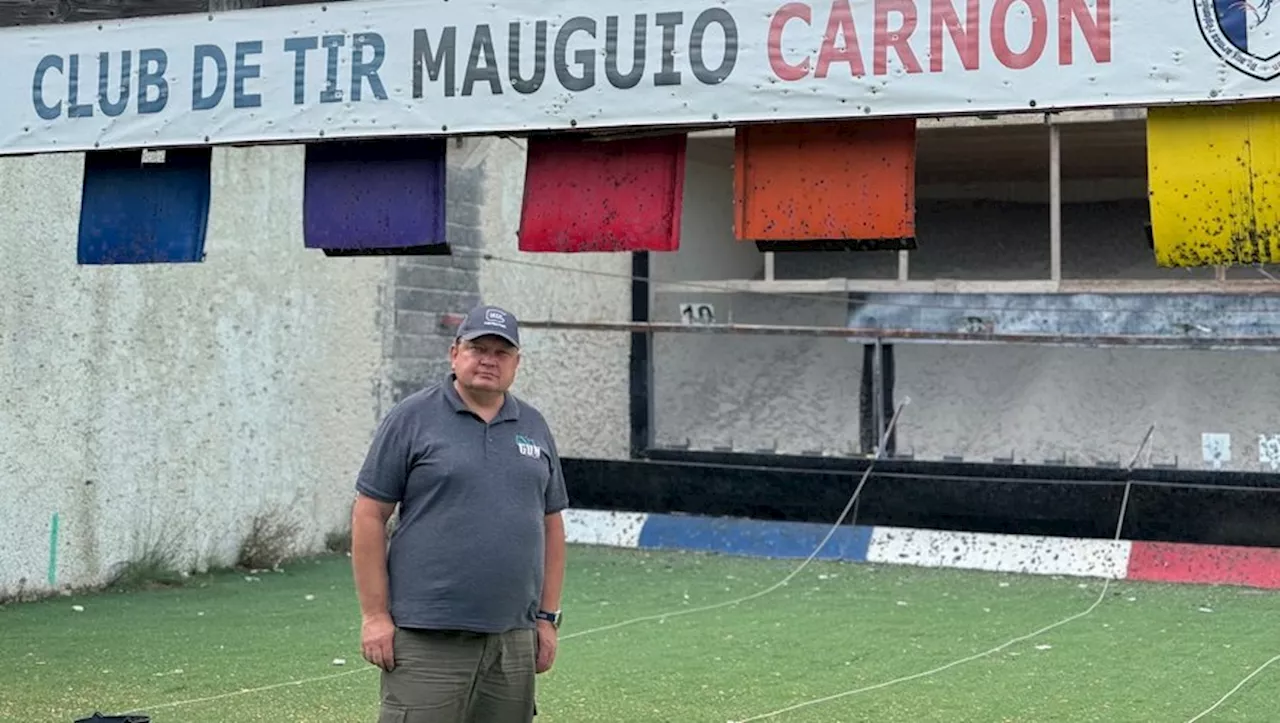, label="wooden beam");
[649,278,1280,296]
[0,0,323,27]
[0,0,206,26]
[517,319,1280,350]
[684,110,1150,141]
[1049,122,1062,282]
